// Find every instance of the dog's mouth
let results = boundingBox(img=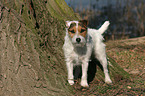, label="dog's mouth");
[73,42,86,47]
